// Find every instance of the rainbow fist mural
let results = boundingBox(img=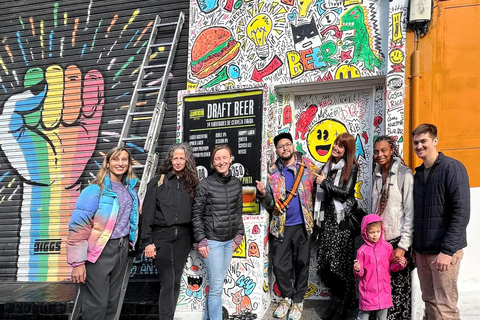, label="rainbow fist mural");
[0,65,104,280]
